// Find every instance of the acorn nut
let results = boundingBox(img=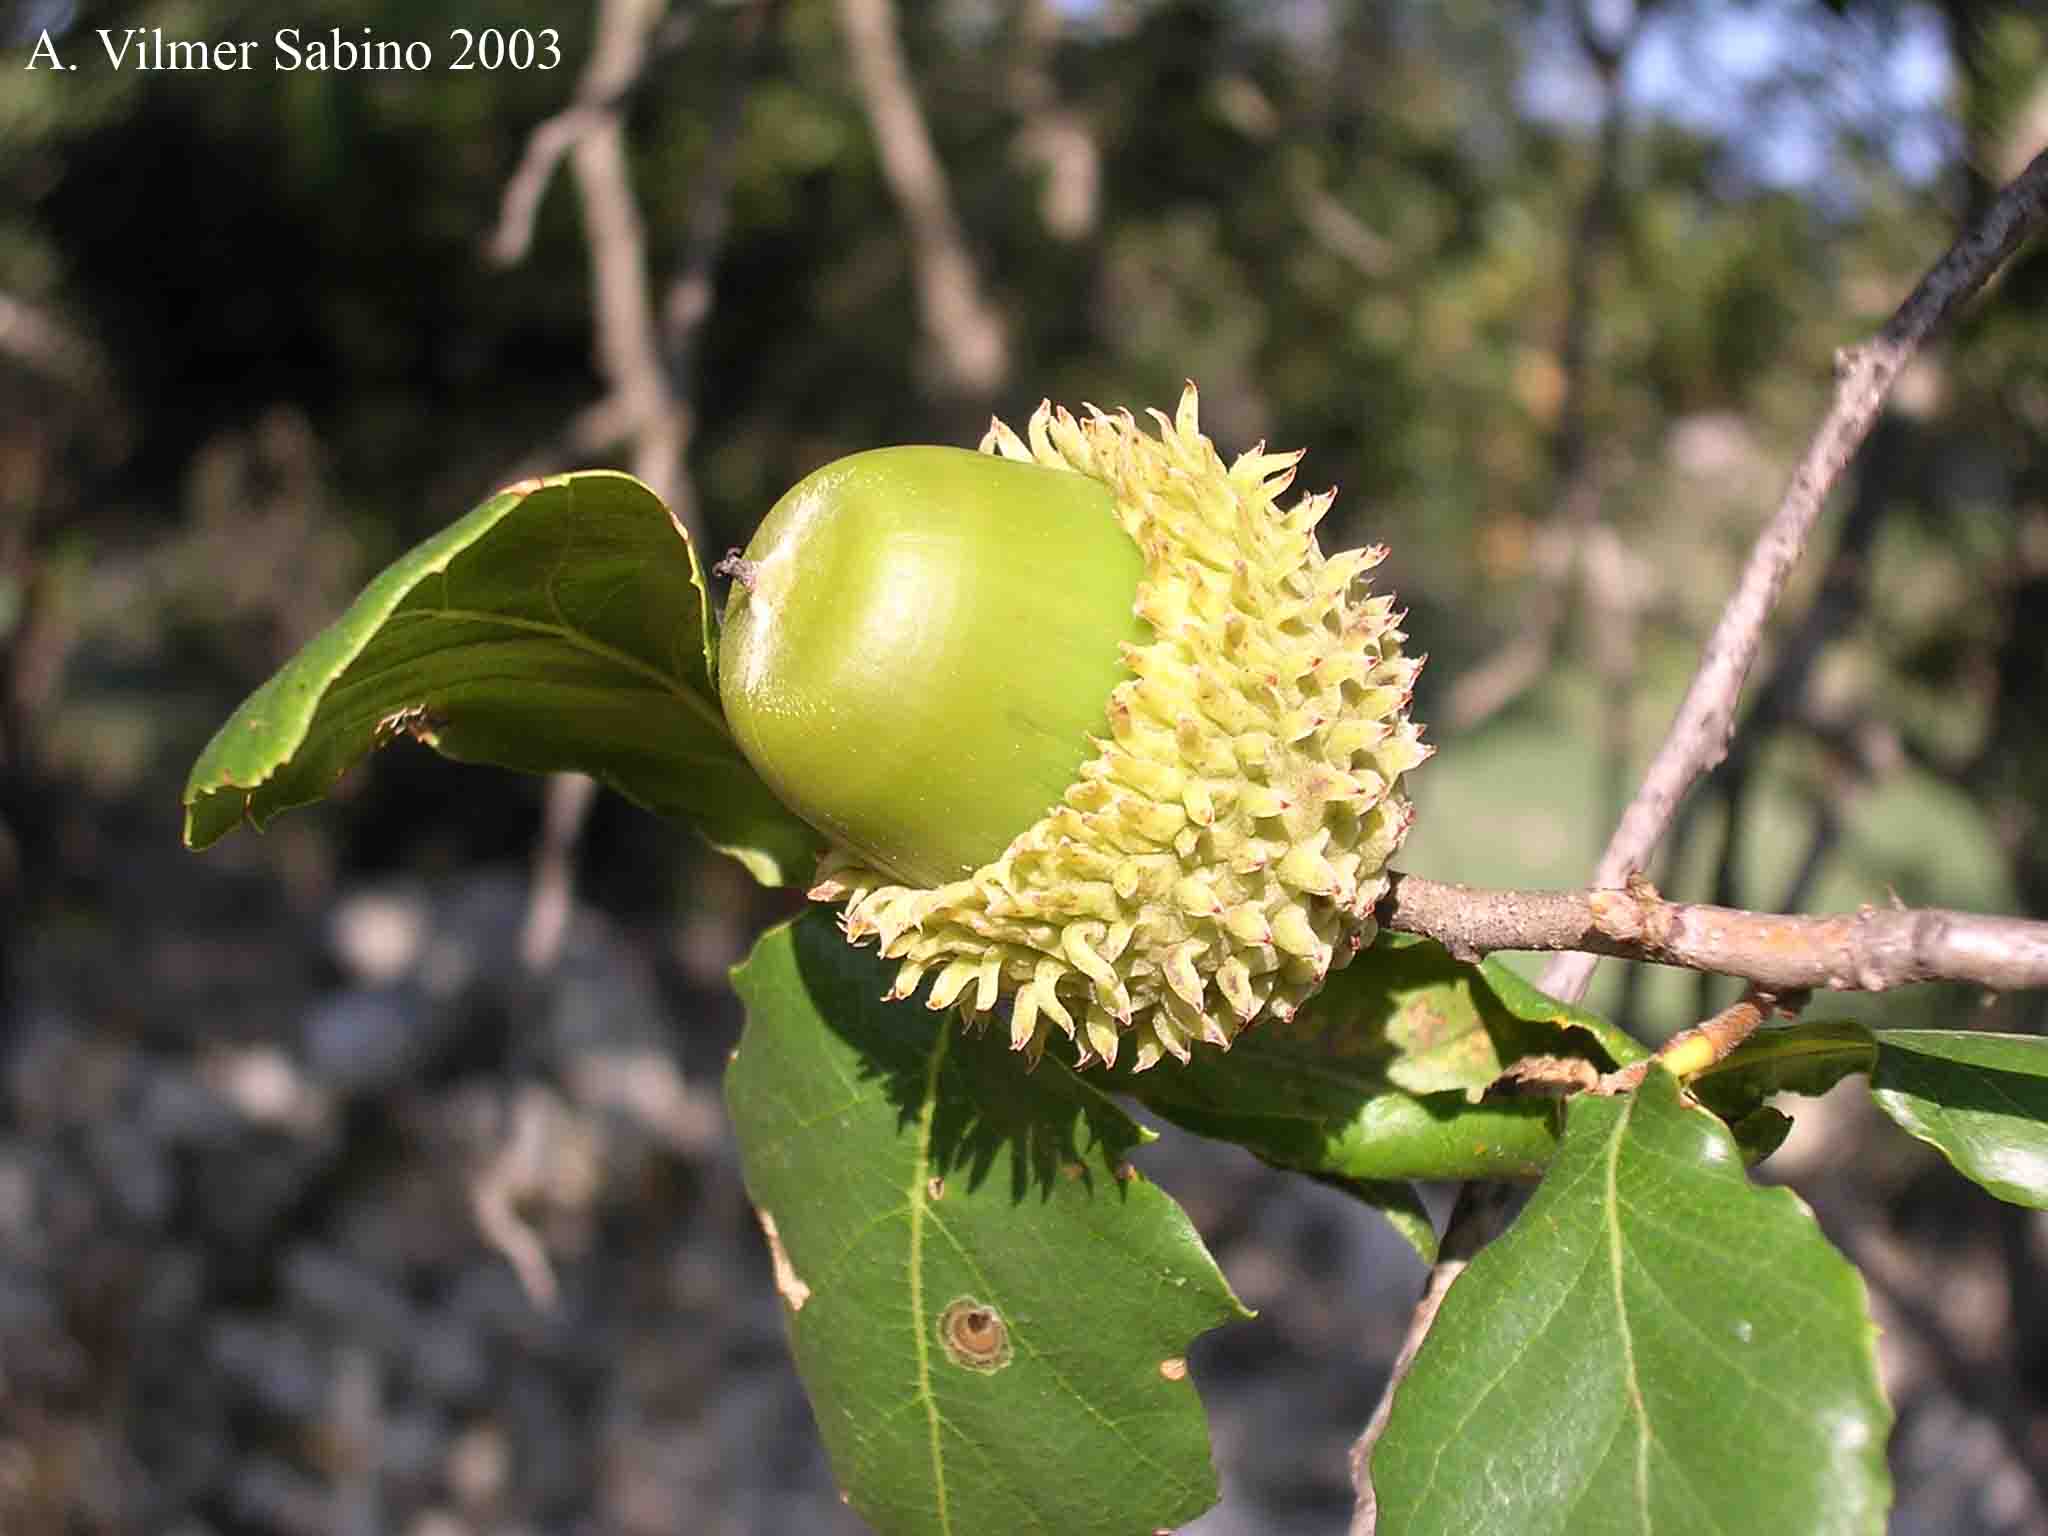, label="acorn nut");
[718,385,1430,1071]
